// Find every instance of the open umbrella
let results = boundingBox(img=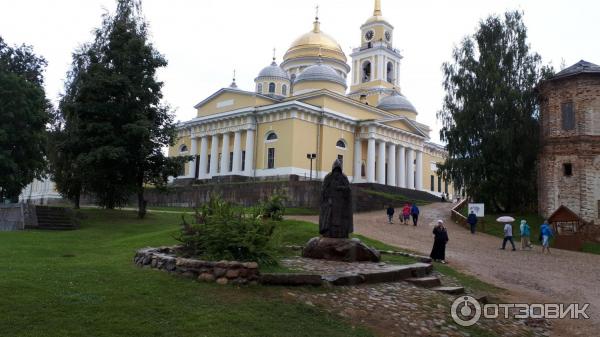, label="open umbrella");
[496,216,515,223]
